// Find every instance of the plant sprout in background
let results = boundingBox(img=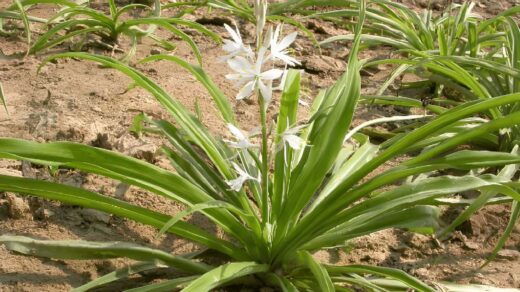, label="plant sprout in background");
[0,0,219,62]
